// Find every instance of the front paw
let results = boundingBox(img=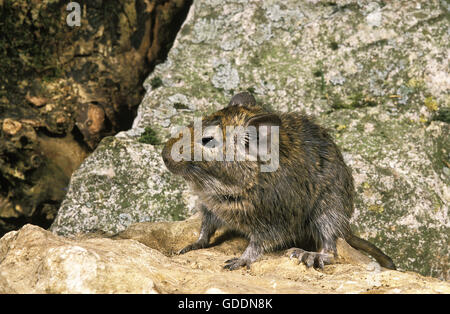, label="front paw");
[177,240,207,255]
[287,248,334,269]
[223,257,252,270]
